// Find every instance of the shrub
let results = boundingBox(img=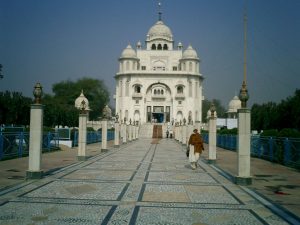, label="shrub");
[260,129,279,137]
[278,128,300,138]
